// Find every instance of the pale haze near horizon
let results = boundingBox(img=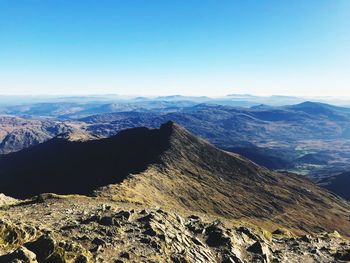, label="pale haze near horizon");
[0,1,349,97]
